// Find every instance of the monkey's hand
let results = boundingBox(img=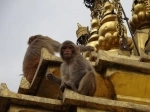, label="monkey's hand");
[46,73,54,80]
[86,46,94,51]
[46,73,61,85]
[79,45,95,52]
[64,80,78,92]
[60,81,74,92]
[60,83,67,92]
